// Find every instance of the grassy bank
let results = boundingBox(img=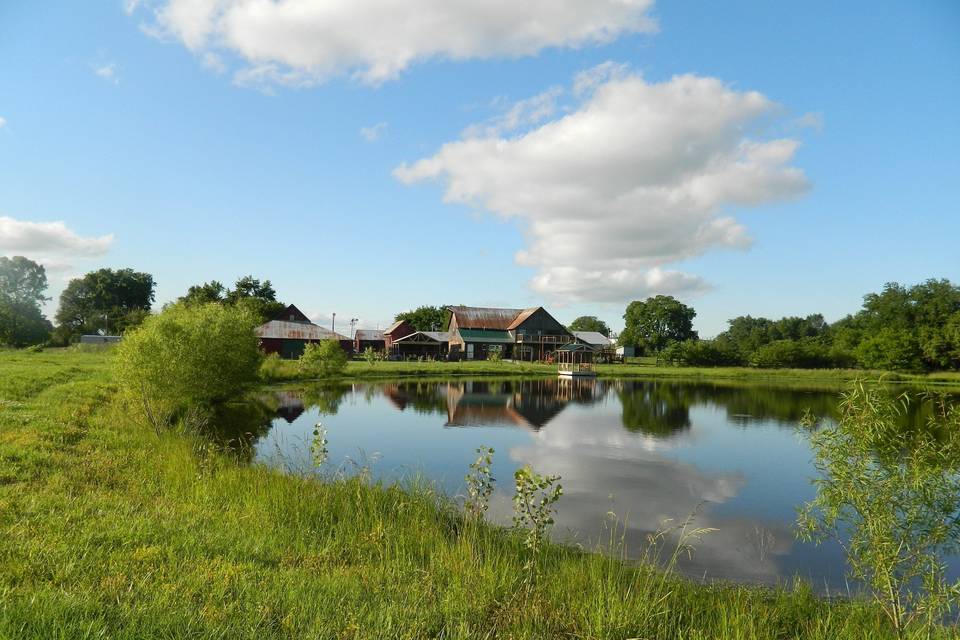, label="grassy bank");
[0,349,950,638]
[262,355,960,390]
